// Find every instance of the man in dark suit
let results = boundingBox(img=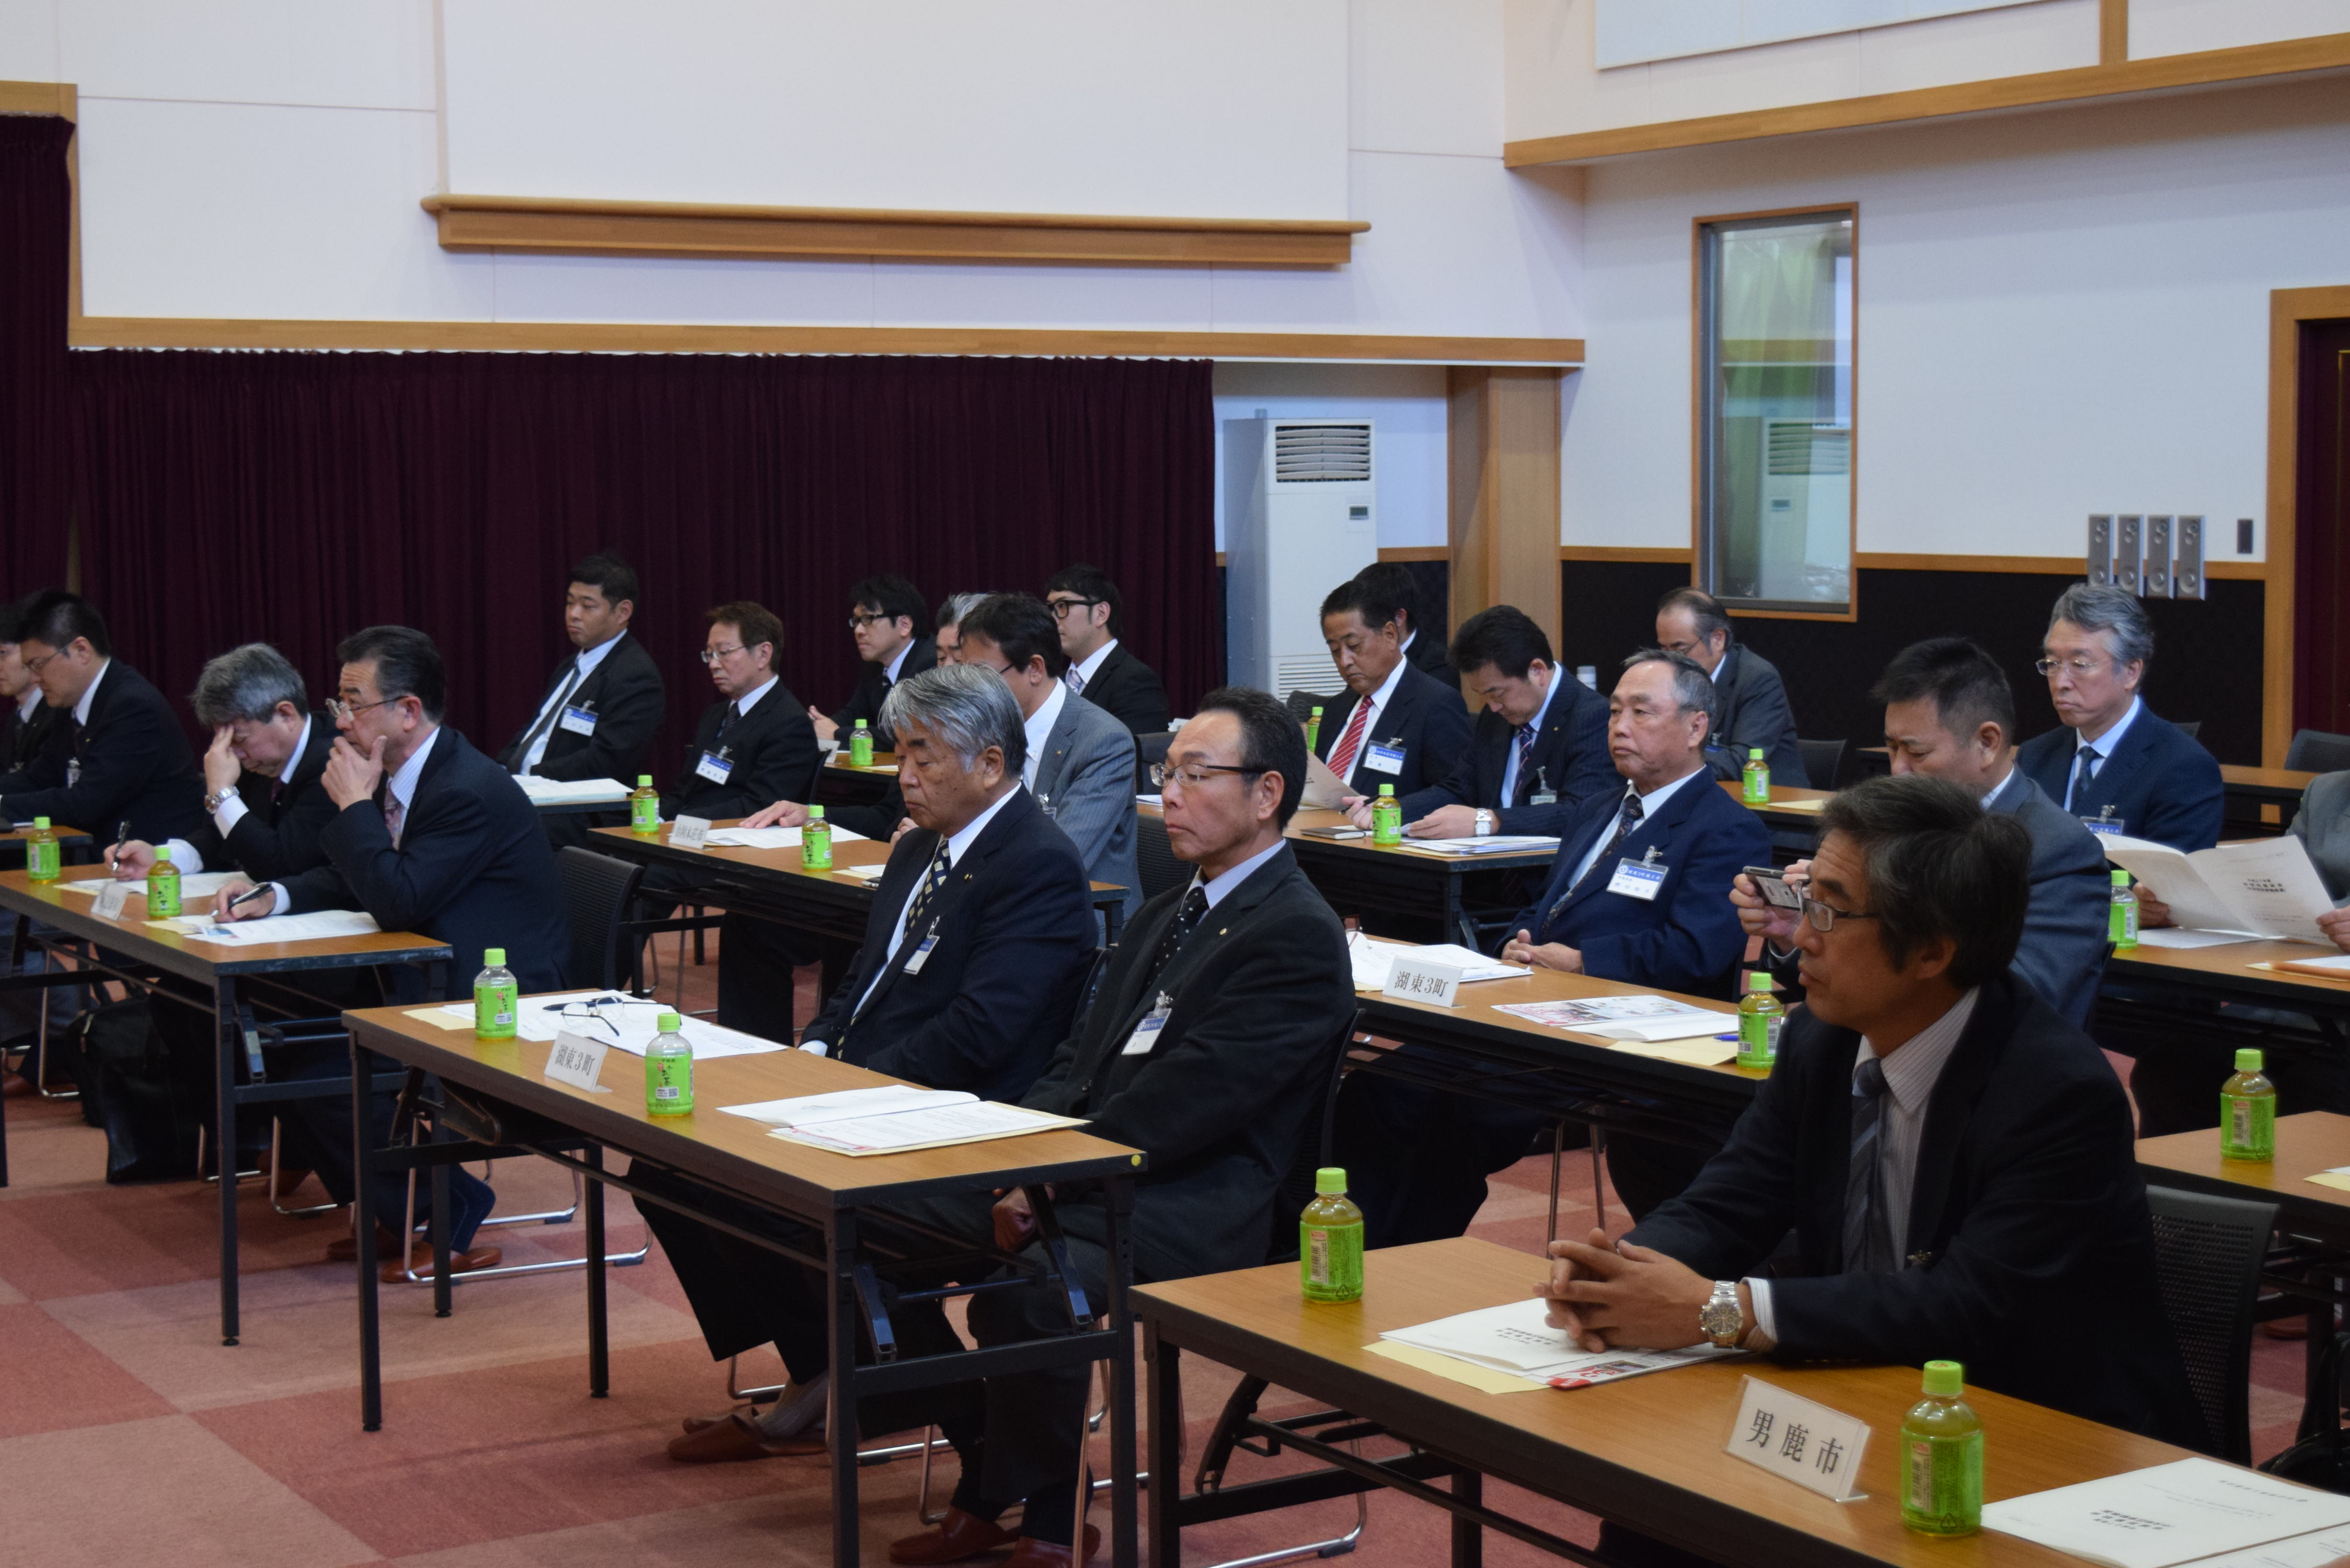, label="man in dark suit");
[497,552,666,850]
[811,574,931,751]
[215,626,570,1277]
[1541,778,2206,1522]
[1046,563,1170,737]
[1657,586,1809,788]
[1318,575,1471,805]
[0,591,206,851]
[1336,650,1771,1243]
[2015,582,2222,852]
[0,595,70,779]
[1375,605,1614,840]
[1352,560,1450,680]
[654,601,823,1042]
[1738,639,2111,1029]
